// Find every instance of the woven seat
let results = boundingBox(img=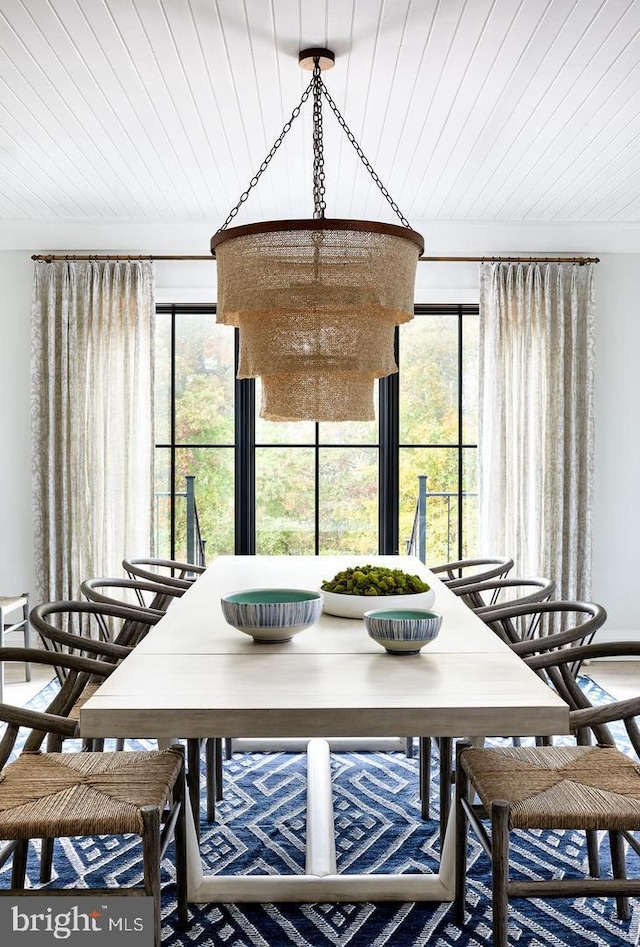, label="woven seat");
[460,745,640,832]
[455,639,640,947]
[0,748,182,838]
[0,647,188,947]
